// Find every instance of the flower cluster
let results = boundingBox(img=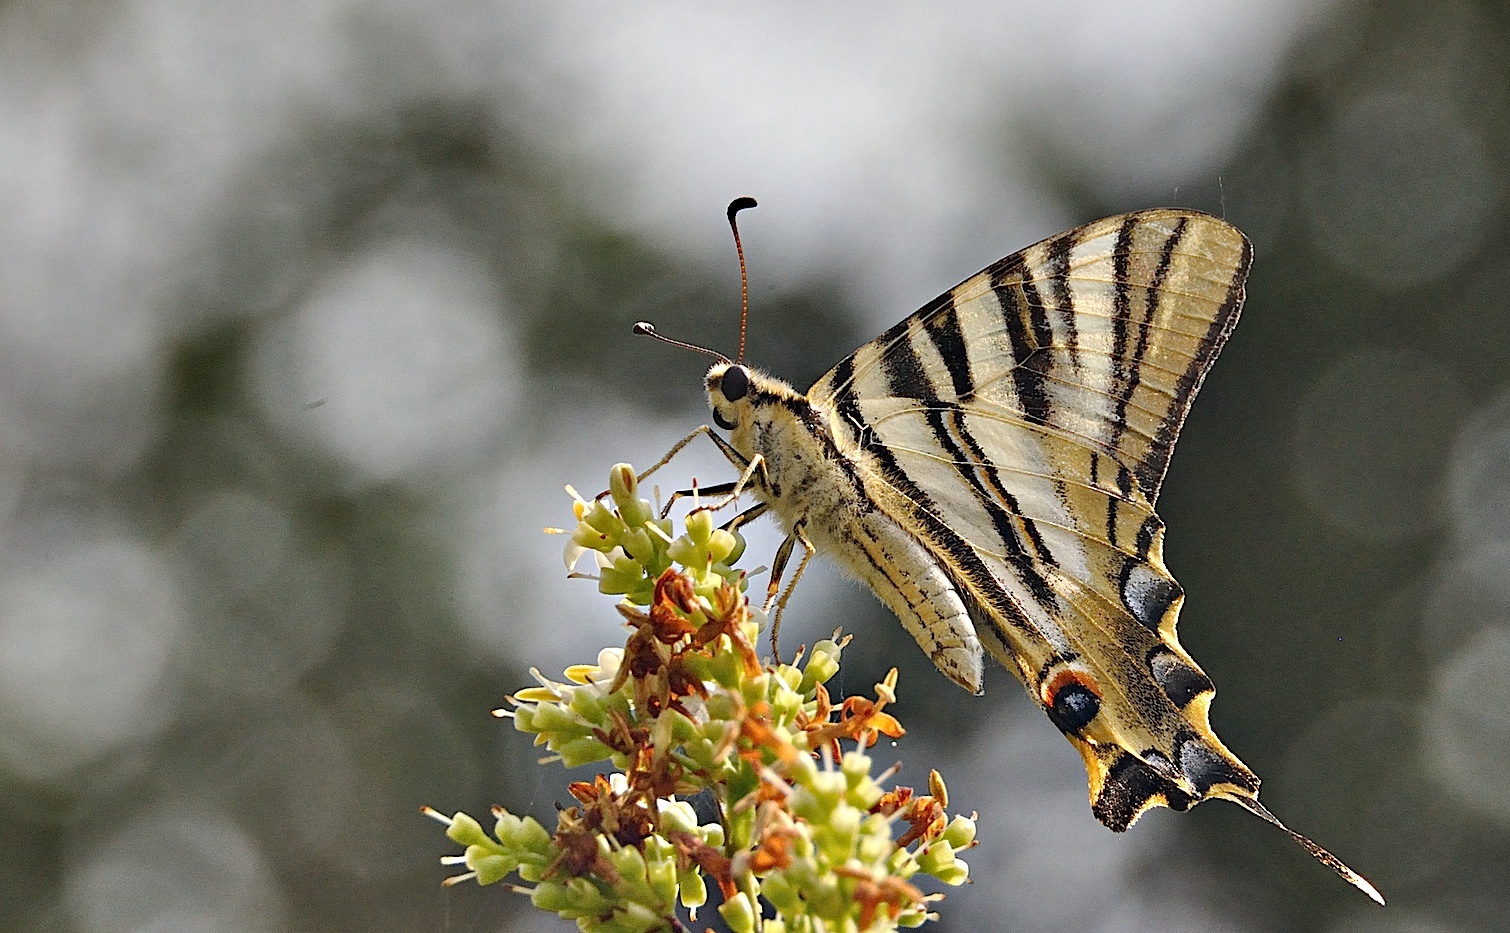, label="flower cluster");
[563,462,747,605]
[426,464,975,933]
